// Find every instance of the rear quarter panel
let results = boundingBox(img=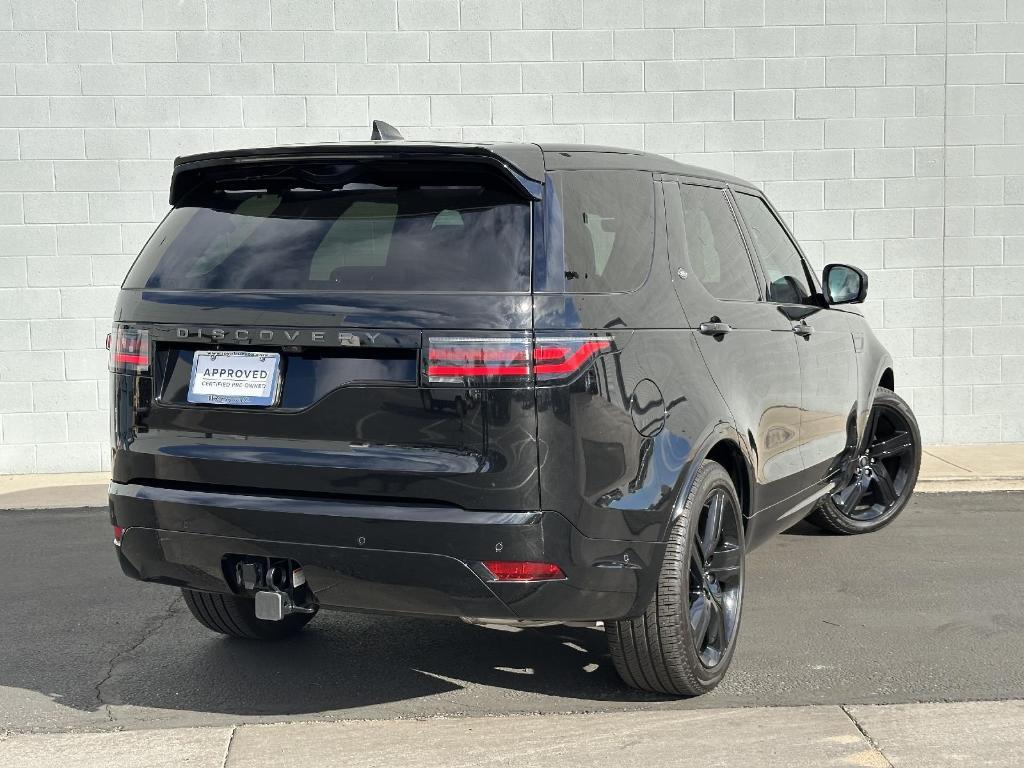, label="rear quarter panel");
[533,174,734,542]
[533,324,731,543]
